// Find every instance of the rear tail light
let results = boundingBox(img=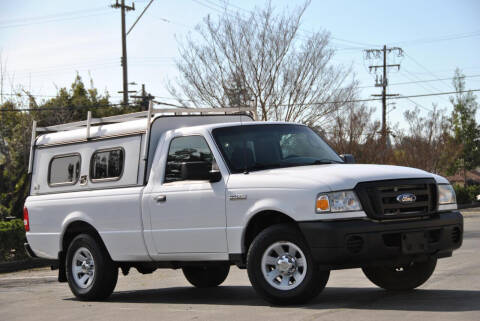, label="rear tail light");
[23,206,30,232]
